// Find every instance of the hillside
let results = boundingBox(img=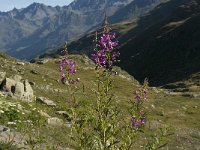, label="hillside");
[119,0,200,86]
[0,0,166,60]
[0,52,200,149]
[60,0,200,87]
[0,0,200,149]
